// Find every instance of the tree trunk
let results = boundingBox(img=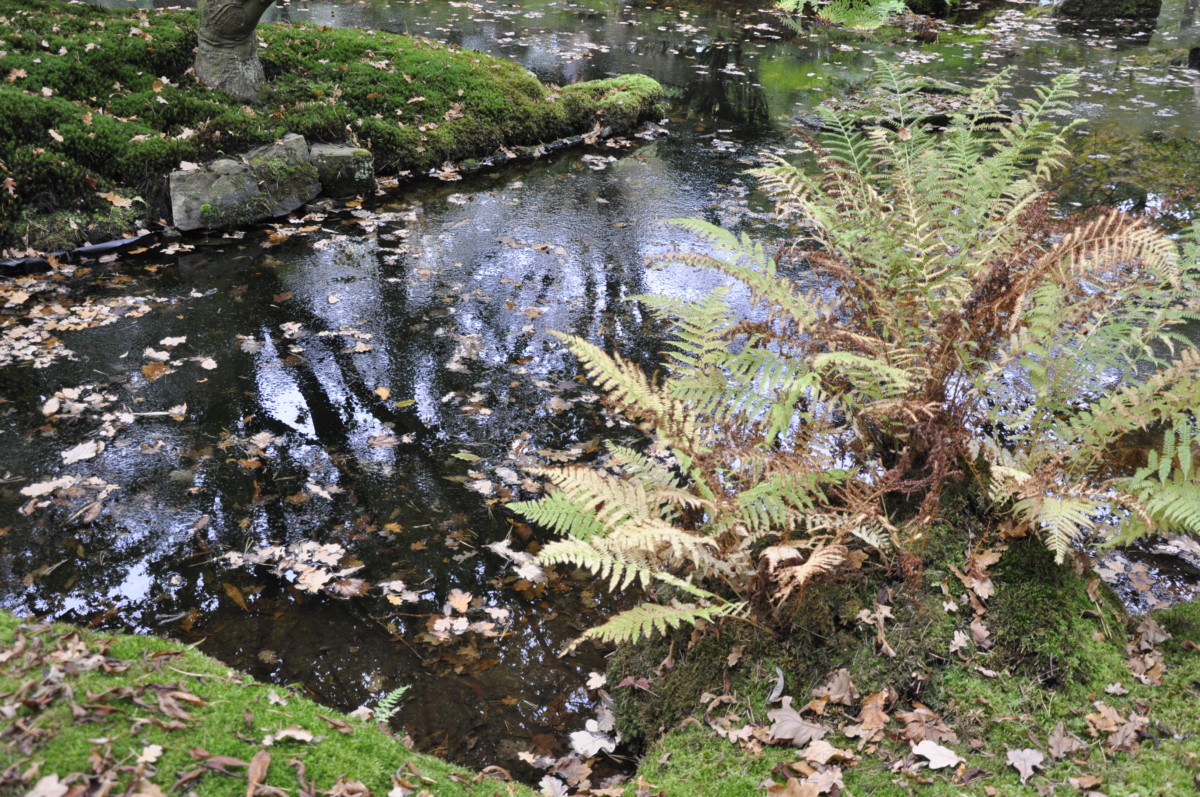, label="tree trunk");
[195,0,277,103]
